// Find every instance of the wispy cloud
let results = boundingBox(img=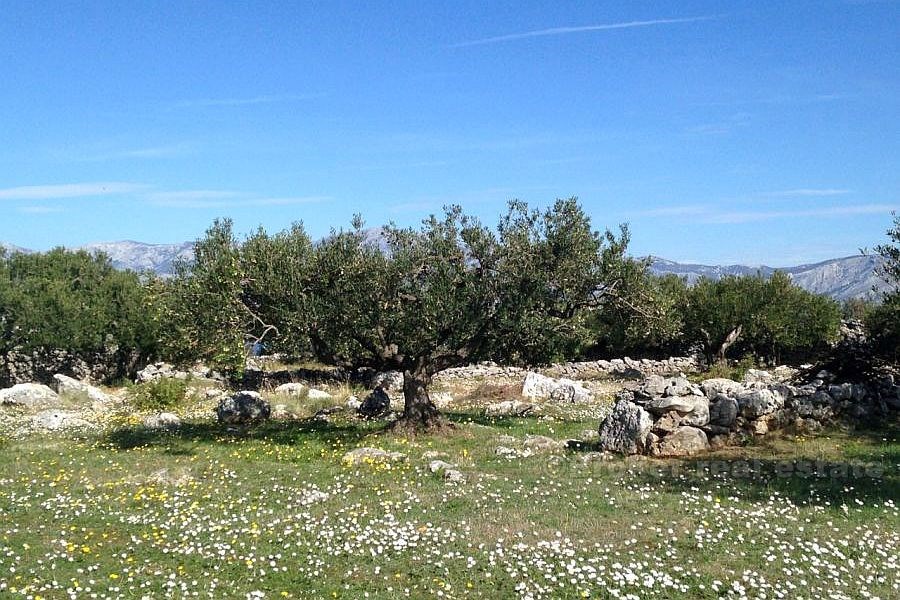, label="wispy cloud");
[17,206,63,214]
[83,143,195,161]
[451,16,716,47]
[633,201,895,224]
[633,204,710,217]
[766,188,852,197]
[0,182,146,200]
[146,190,328,209]
[175,94,323,108]
[702,203,896,224]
